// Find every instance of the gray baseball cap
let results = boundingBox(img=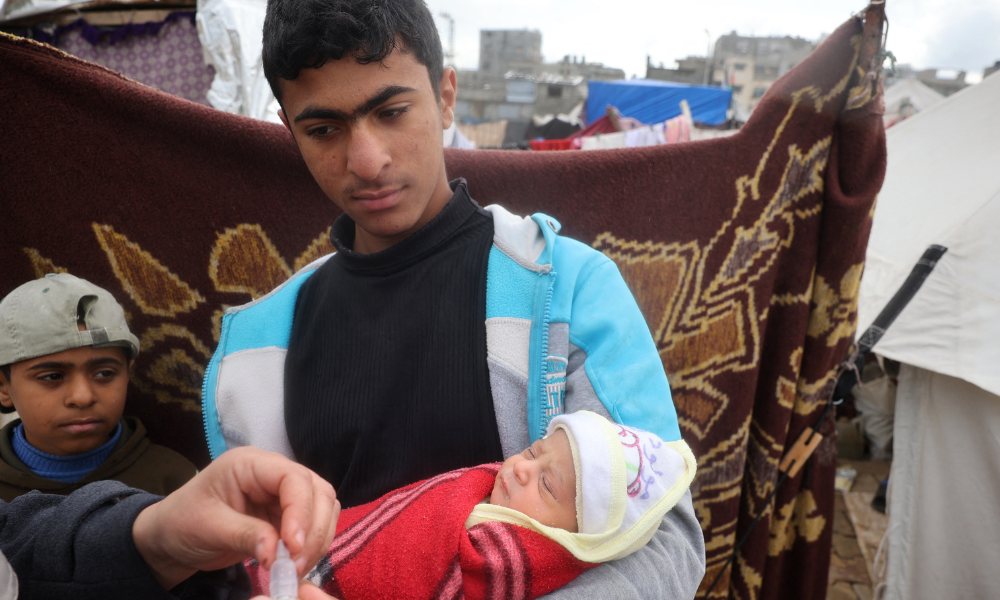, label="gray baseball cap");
[0,273,140,367]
